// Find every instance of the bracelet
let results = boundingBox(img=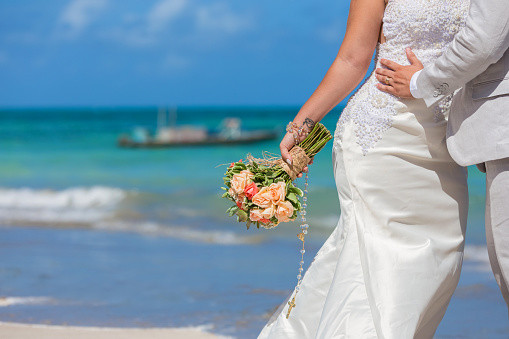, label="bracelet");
[286,121,311,146]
